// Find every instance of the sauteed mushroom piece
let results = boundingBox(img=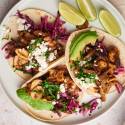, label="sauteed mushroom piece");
[107,63,117,74]
[29,79,43,99]
[14,48,29,69]
[83,44,95,60]
[108,46,119,63]
[94,58,108,73]
[33,30,48,37]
